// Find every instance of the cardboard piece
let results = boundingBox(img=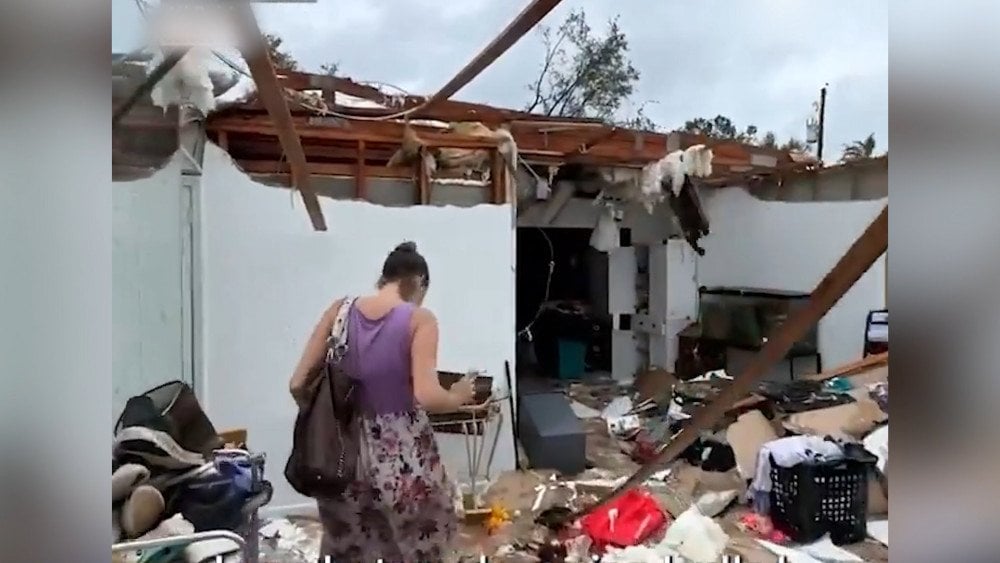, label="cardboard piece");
[783,389,887,439]
[726,410,779,481]
[867,471,889,515]
[634,368,677,403]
